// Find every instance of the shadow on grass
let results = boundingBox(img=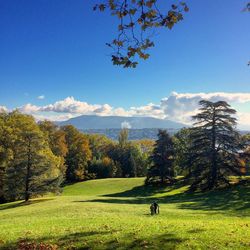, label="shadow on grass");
[2,231,187,250]
[102,180,185,198]
[77,181,250,214]
[165,181,250,213]
[0,198,54,211]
